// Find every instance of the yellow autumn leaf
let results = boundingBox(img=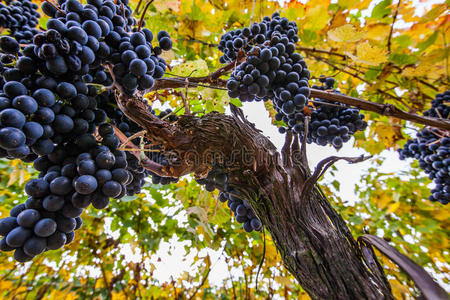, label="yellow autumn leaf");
[304,5,329,31]
[365,24,390,41]
[376,193,392,209]
[370,123,400,149]
[386,202,400,214]
[7,168,19,187]
[159,49,175,64]
[171,59,209,77]
[328,24,365,42]
[274,275,293,286]
[353,42,388,65]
